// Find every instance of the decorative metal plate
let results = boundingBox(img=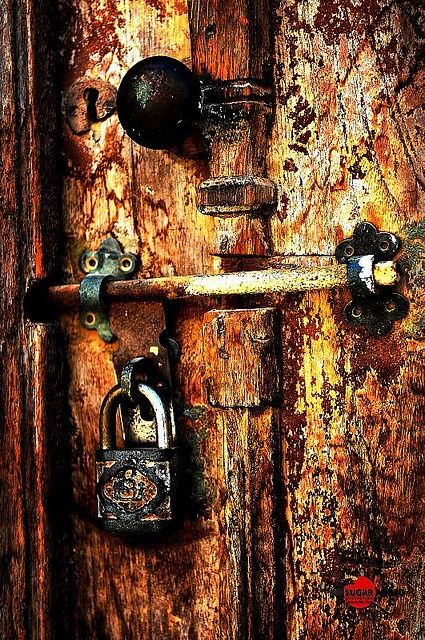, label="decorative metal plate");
[79,237,137,342]
[336,222,408,337]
